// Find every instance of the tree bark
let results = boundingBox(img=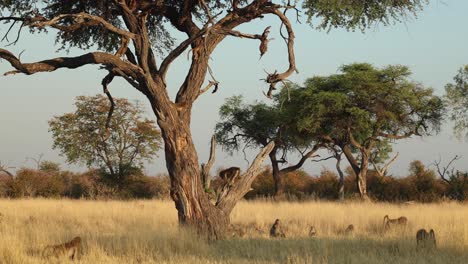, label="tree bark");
[269,147,284,197]
[156,110,230,239]
[357,153,370,200]
[342,145,369,200]
[335,155,345,201]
